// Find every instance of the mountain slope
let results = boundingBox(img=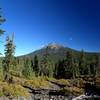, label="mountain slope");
[19,43,100,63]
